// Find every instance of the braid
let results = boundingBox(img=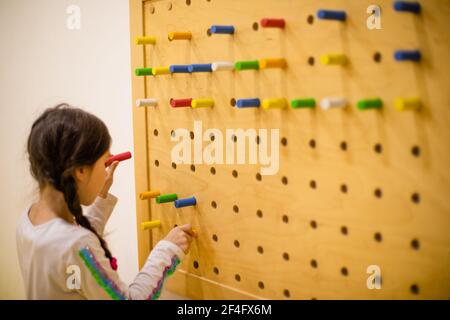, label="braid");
[58,172,113,262]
